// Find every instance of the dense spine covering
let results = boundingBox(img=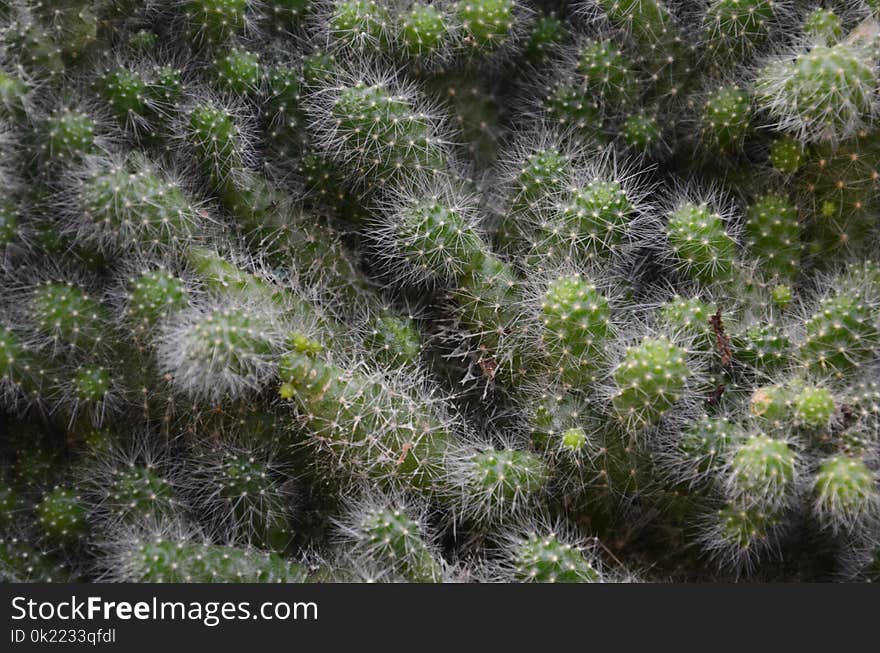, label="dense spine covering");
[0,0,878,584]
